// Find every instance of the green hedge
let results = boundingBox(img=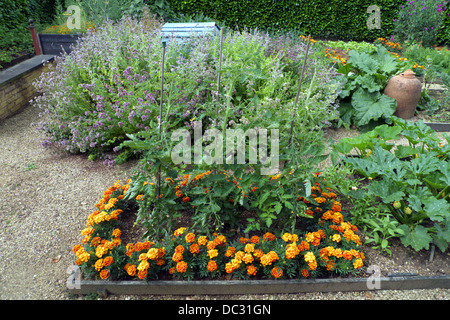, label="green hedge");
[166,0,405,41]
